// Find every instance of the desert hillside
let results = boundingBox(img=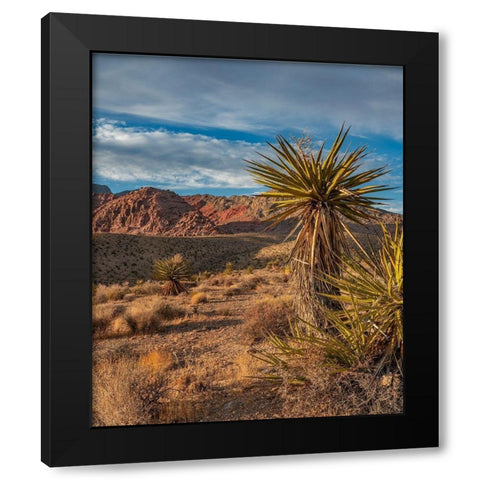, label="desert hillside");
[92,187,218,236]
[93,185,401,237]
